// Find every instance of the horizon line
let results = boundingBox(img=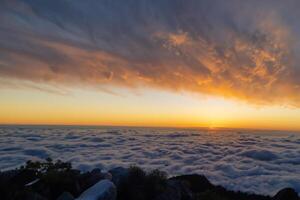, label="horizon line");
[1,123,300,133]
